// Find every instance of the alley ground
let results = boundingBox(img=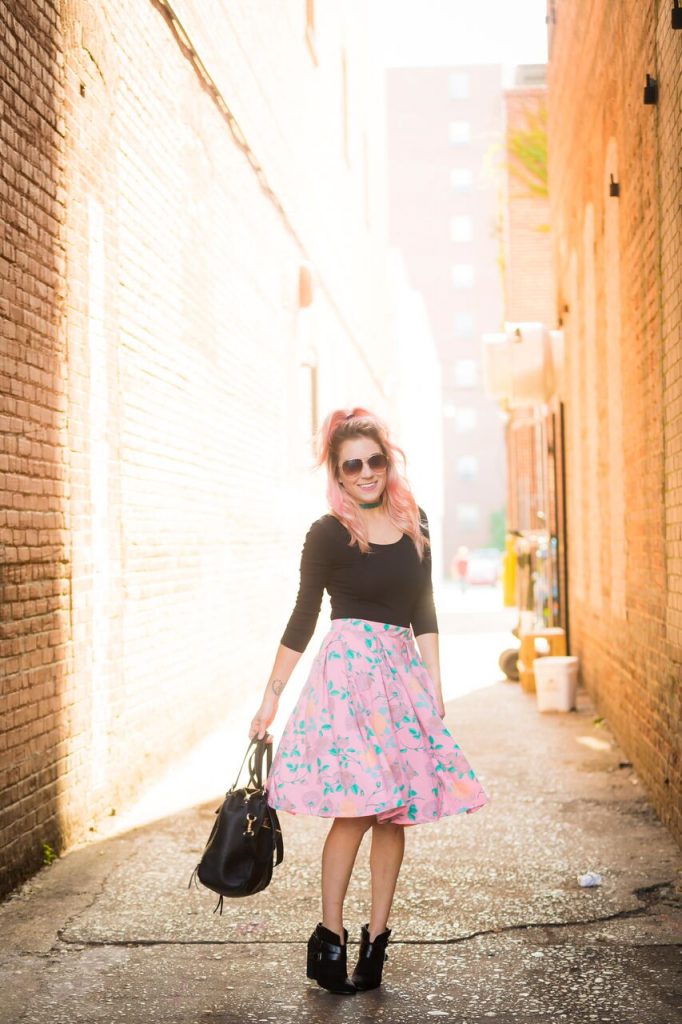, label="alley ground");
[1,584,680,1024]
